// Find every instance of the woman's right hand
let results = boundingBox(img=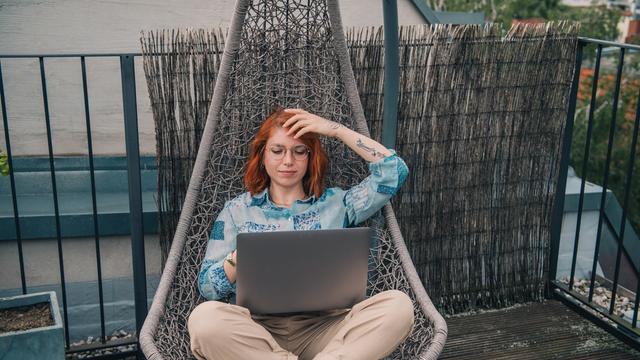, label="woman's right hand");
[282,108,345,139]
